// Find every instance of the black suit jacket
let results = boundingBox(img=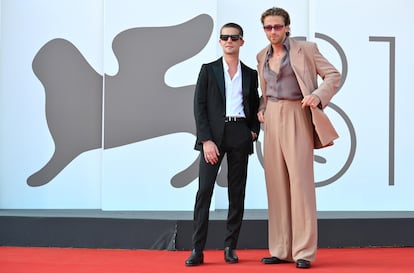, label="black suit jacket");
[194,57,260,154]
